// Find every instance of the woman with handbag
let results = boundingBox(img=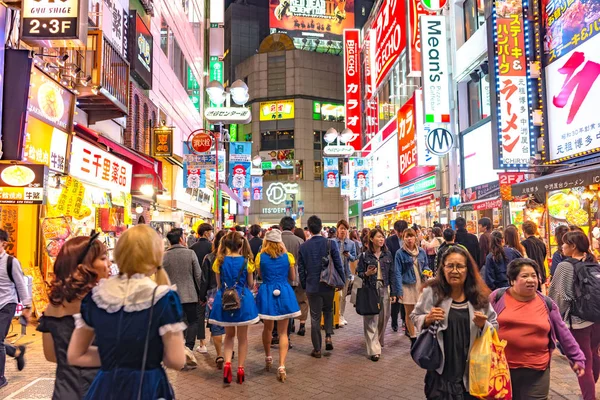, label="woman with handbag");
[255,229,301,382]
[422,227,443,270]
[411,246,497,399]
[490,258,585,400]
[67,224,186,400]
[356,227,398,362]
[396,228,431,345]
[38,234,109,400]
[208,231,259,384]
